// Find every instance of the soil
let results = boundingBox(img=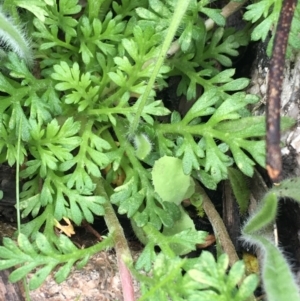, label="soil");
[0,221,143,301]
[28,244,142,301]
